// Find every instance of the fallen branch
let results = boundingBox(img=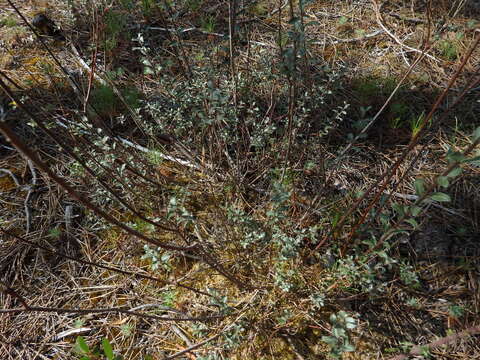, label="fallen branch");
[388,12,425,24]
[0,279,223,322]
[311,29,385,45]
[164,333,221,359]
[0,226,213,298]
[0,305,223,322]
[52,327,92,342]
[388,325,480,360]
